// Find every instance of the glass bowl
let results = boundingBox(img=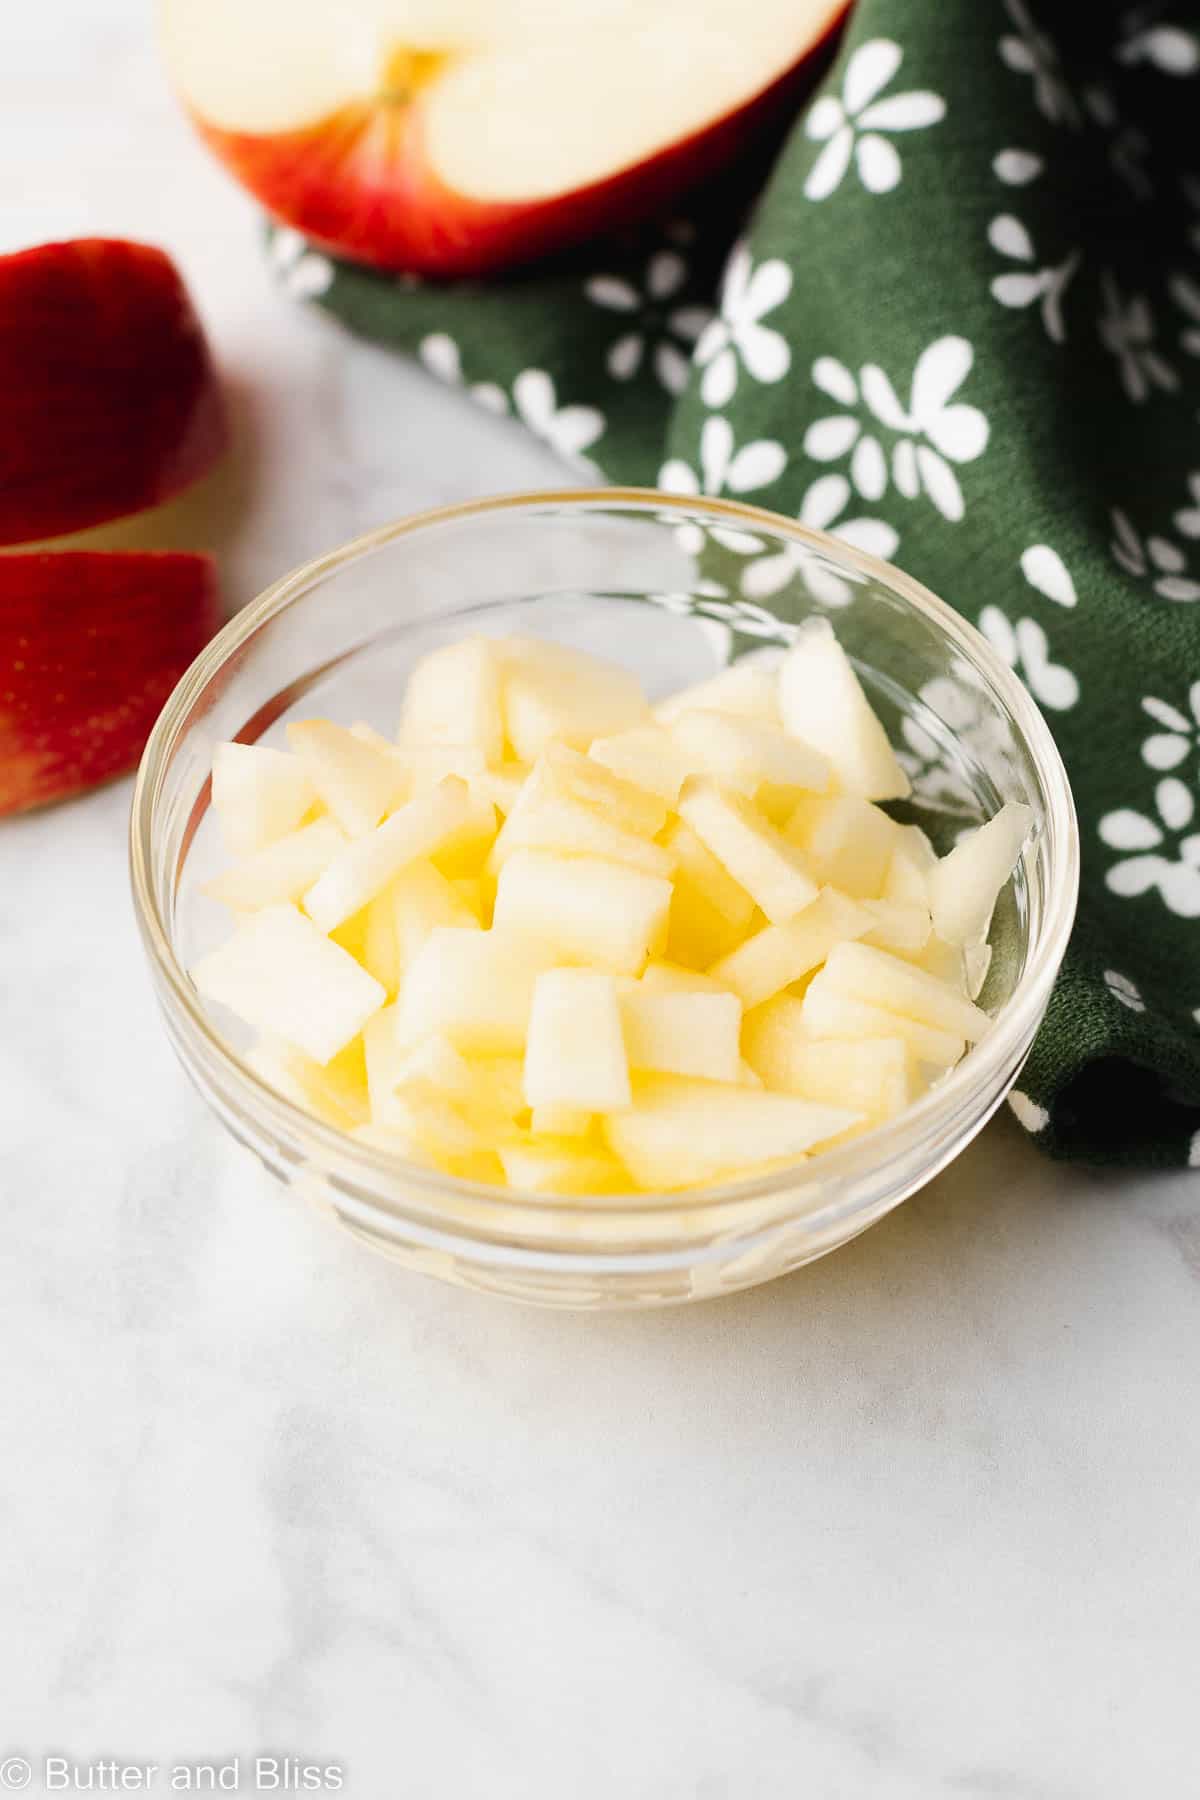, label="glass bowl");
[130,490,1078,1308]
